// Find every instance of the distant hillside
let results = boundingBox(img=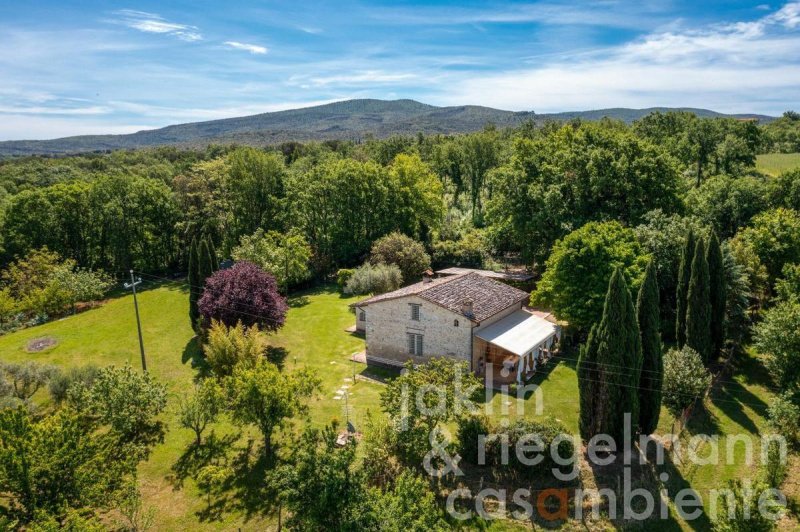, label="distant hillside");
[0,99,776,156]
